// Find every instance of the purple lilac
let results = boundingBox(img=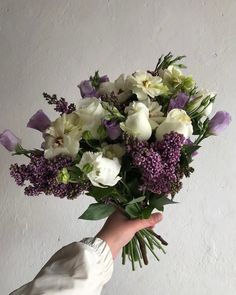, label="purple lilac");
[10,154,89,199]
[168,92,189,112]
[103,120,121,140]
[126,132,185,196]
[79,75,109,98]
[0,129,21,151]
[208,111,231,135]
[43,93,76,115]
[27,110,51,132]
